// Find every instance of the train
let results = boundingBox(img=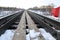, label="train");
[51,7,60,17]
